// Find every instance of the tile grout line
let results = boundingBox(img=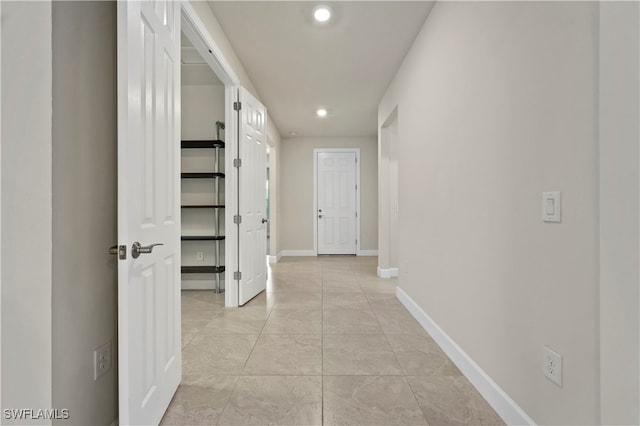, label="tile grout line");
[369,289,431,426]
[215,298,275,425]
